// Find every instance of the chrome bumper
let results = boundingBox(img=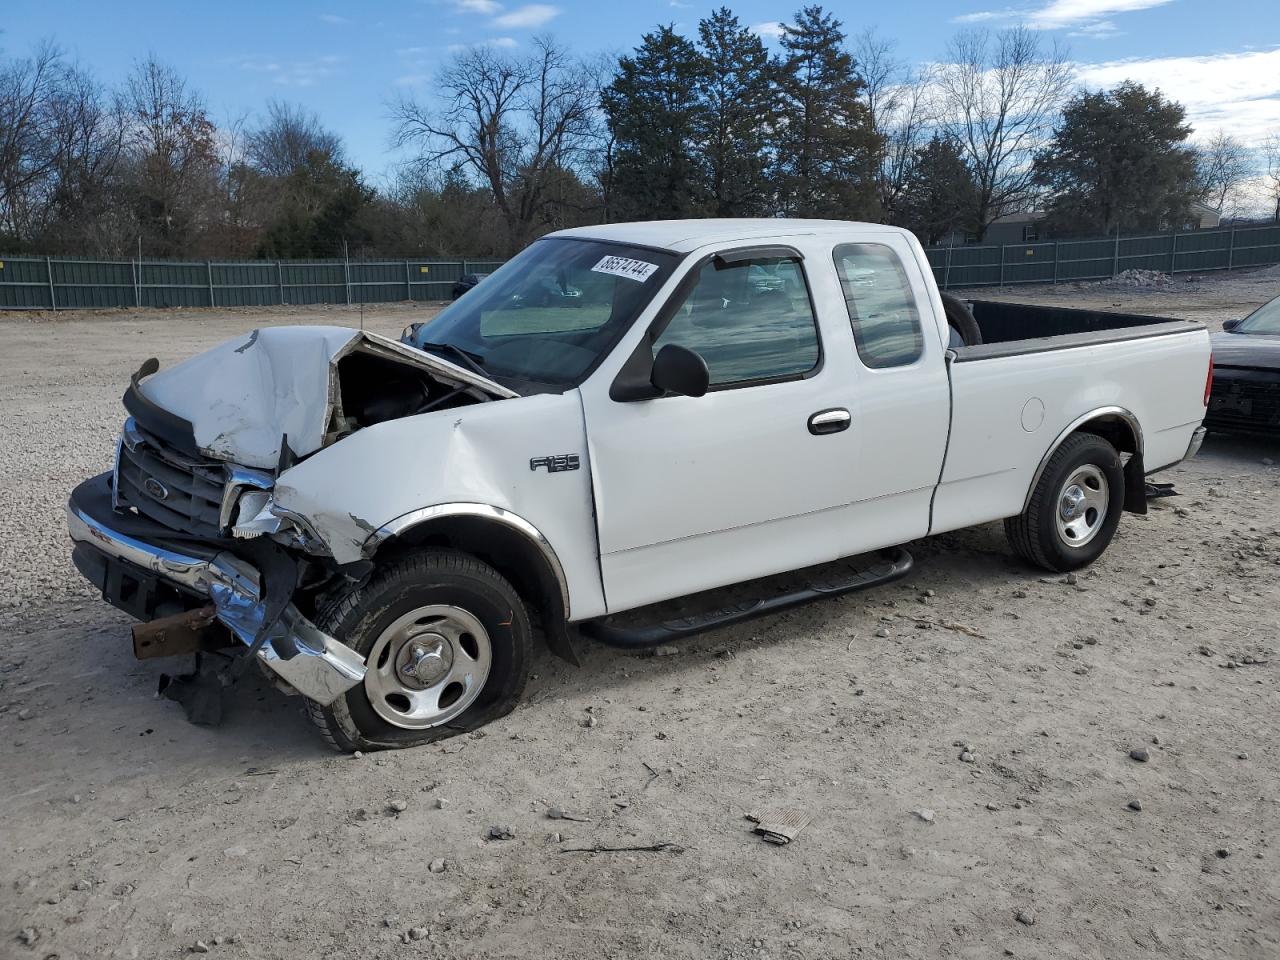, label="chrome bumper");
[1184,425,1207,460]
[67,501,365,705]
